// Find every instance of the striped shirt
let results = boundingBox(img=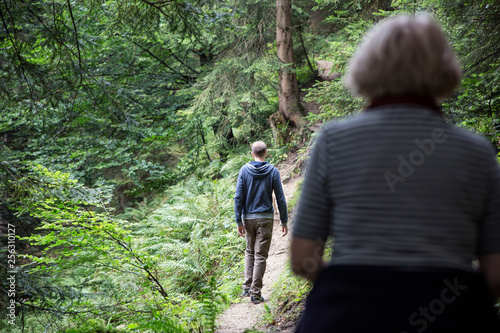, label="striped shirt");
[293,106,500,271]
